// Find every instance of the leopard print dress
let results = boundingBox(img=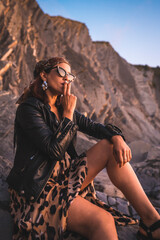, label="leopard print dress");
[8,151,138,240]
